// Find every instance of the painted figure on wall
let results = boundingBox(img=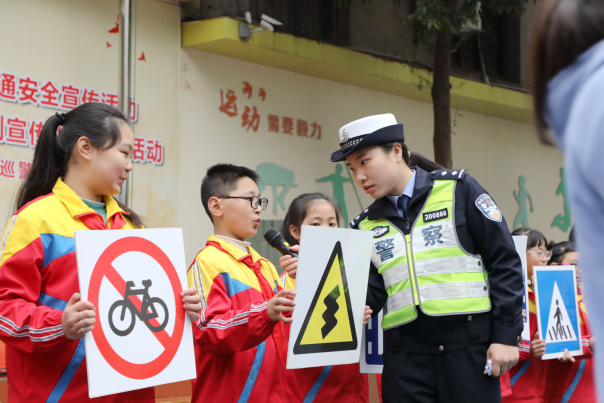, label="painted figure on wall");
[316,164,354,225]
[552,167,572,232]
[257,163,297,215]
[513,175,533,229]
